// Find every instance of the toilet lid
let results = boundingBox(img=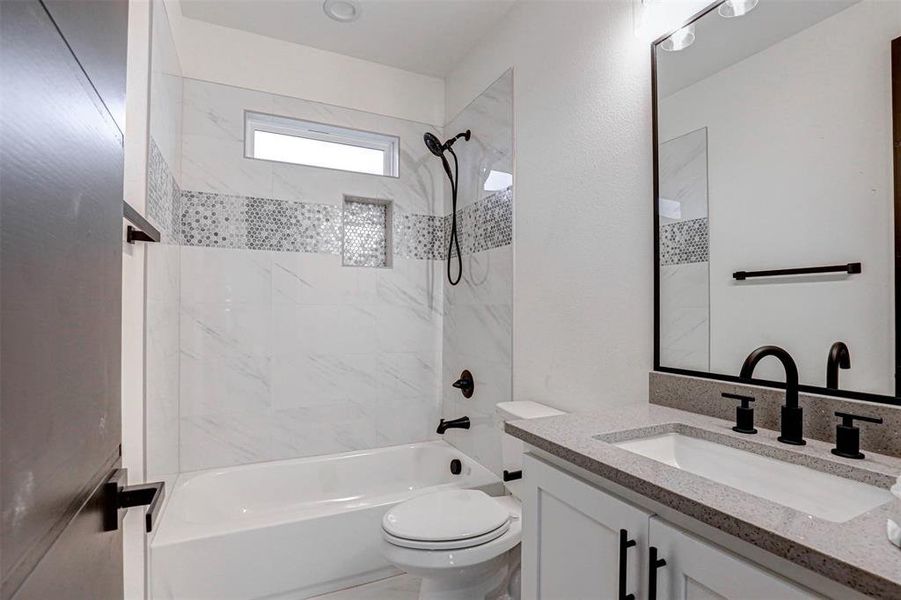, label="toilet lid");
[382,490,510,543]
